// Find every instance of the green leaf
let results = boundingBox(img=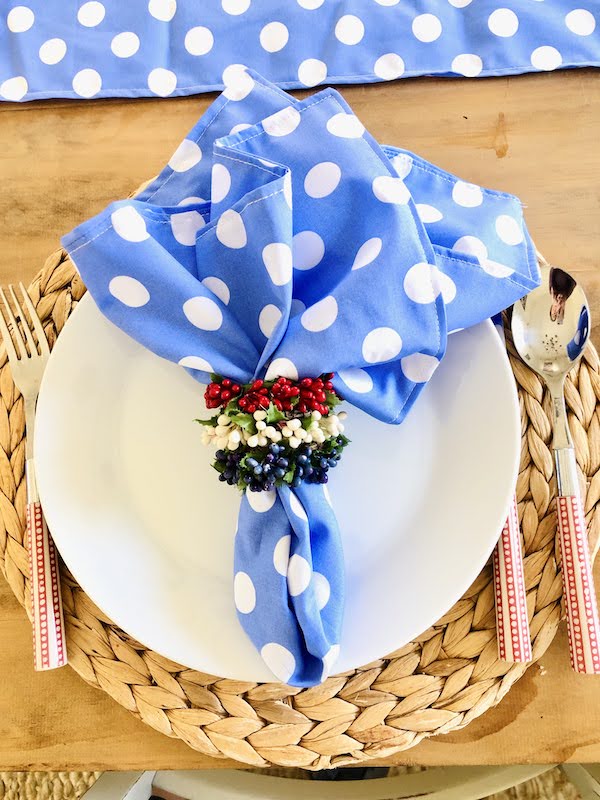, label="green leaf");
[209,373,221,383]
[326,391,340,407]
[283,469,295,484]
[301,416,313,431]
[195,416,218,427]
[228,413,255,431]
[266,403,285,424]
